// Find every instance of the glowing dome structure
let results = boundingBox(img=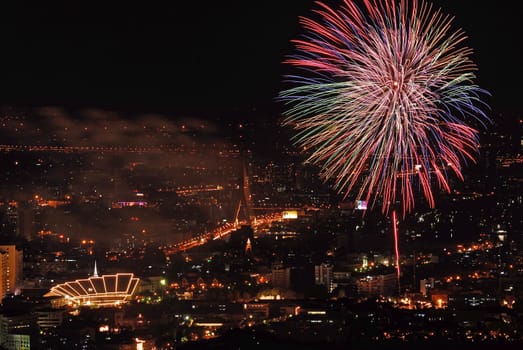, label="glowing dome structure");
[46,272,140,307]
